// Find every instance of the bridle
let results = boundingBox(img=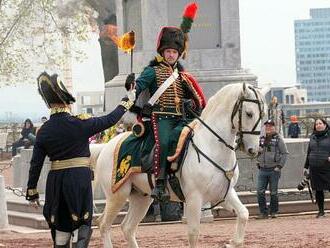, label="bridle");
[185,83,264,152]
[231,84,265,151]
